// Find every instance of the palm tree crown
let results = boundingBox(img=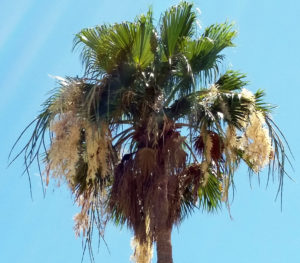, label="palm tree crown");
[10,2,290,263]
